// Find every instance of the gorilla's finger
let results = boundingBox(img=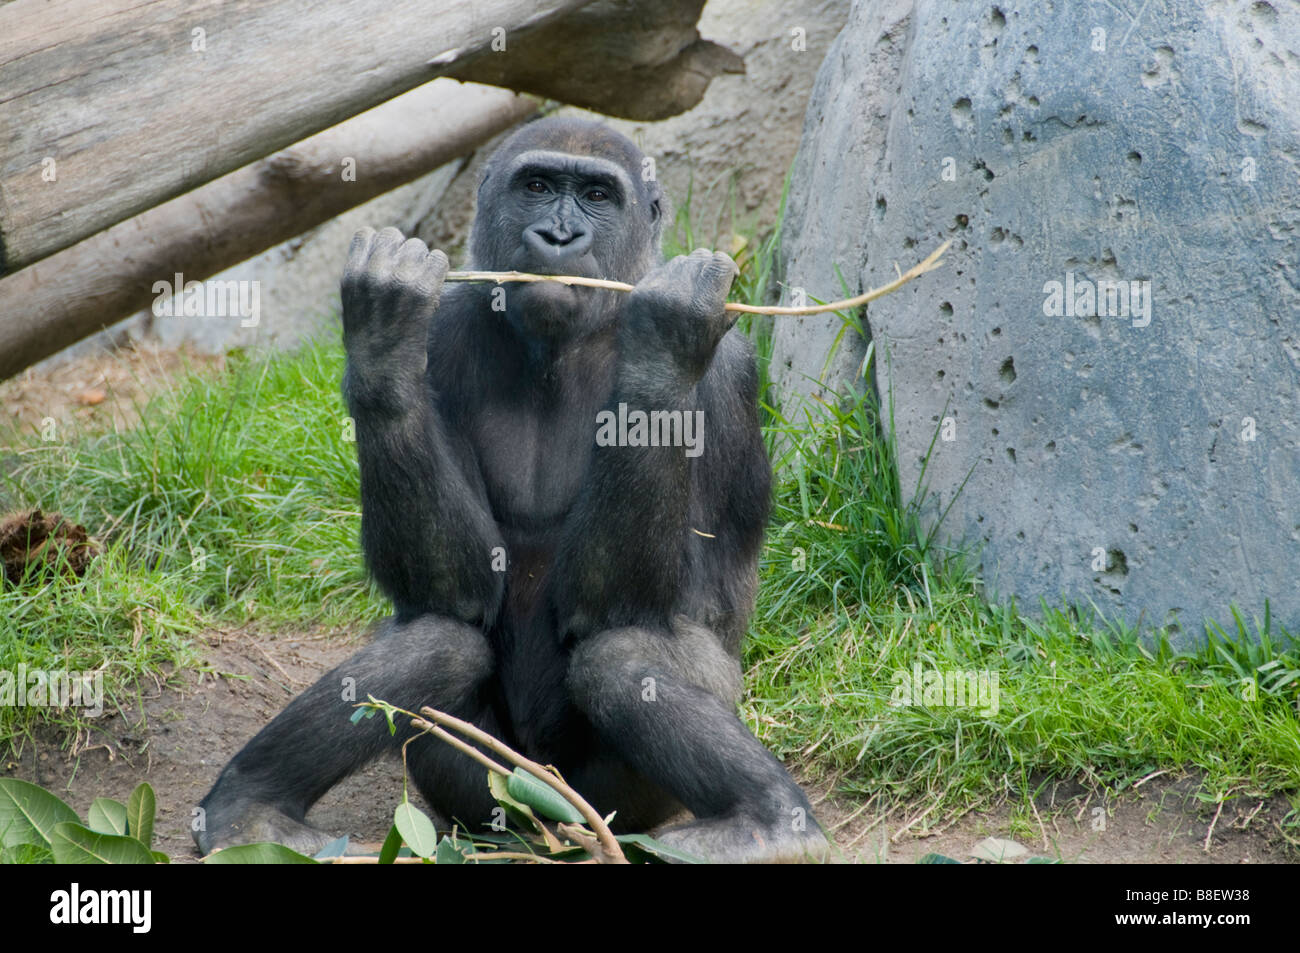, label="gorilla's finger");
[393,237,432,283]
[404,246,449,298]
[346,227,376,274]
[423,249,451,287]
[349,227,376,258]
[703,252,739,286]
[367,226,408,271]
